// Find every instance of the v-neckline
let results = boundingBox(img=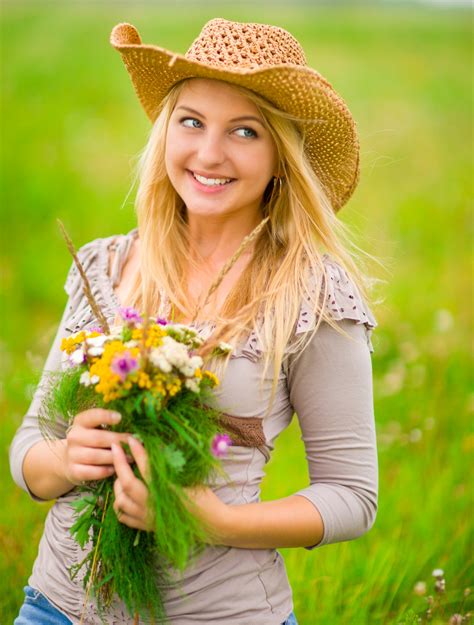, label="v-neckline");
[99,227,215,335]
